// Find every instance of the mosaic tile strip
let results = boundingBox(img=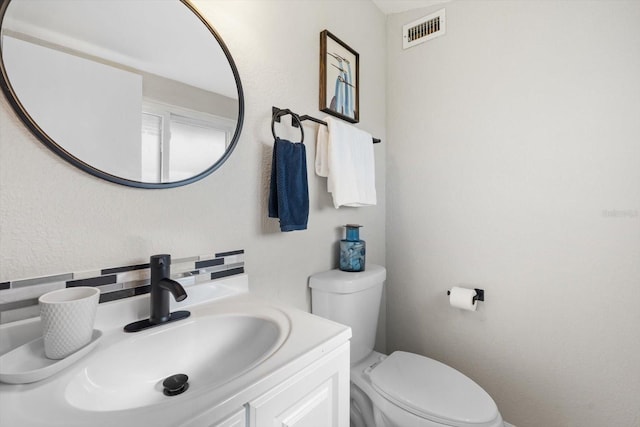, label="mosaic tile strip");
[211,267,245,280]
[66,275,117,288]
[195,258,224,269]
[215,250,244,257]
[0,250,245,324]
[101,263,149,275]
